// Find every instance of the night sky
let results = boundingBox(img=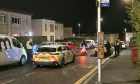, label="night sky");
[0,0,129,35]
